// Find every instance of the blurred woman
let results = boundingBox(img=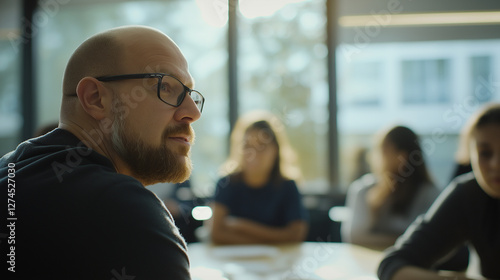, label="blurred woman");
[210,111,308,244]
[342,125,440,250]
[378,103,500,280]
